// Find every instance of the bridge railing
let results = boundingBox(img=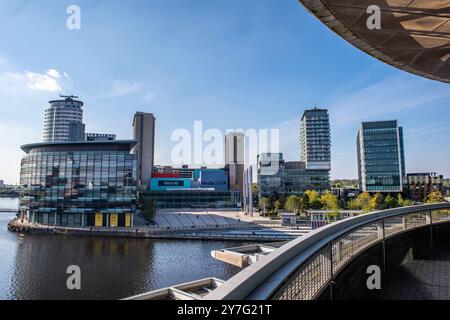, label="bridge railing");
[204,203,450,300]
